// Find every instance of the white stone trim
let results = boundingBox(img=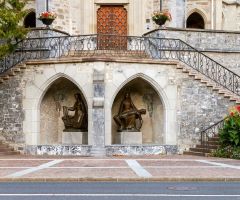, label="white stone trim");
[105,67,177,146]
[23,64,92,145]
